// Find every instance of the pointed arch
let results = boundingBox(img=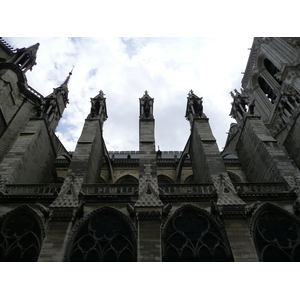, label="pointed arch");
[115,175,138,184]
[184,175,195,184]
[264,58,282,85]
[157,175,174,184]
[56,153,72,163]
[227,171,242,184]
[258,76,277,102]
[94,100,101,115]
[250,202,300,262]
[161,204,233,262]
[0,205,45,262]
[65,206,137,262]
